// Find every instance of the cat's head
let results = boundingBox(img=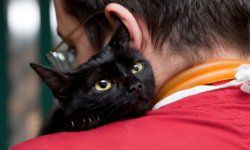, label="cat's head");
[31,45,155,125]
